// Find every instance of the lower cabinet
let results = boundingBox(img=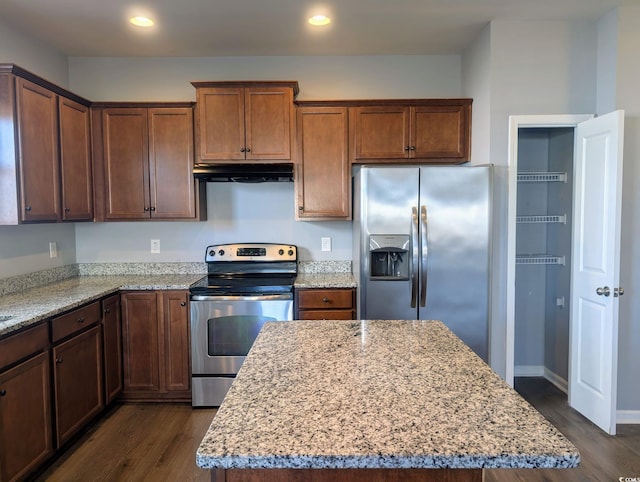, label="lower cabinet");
[52,321,104,447]
[102,294,123,404]
[121,290,191,401]
[0,323,52,482]
[295,288,356,320]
